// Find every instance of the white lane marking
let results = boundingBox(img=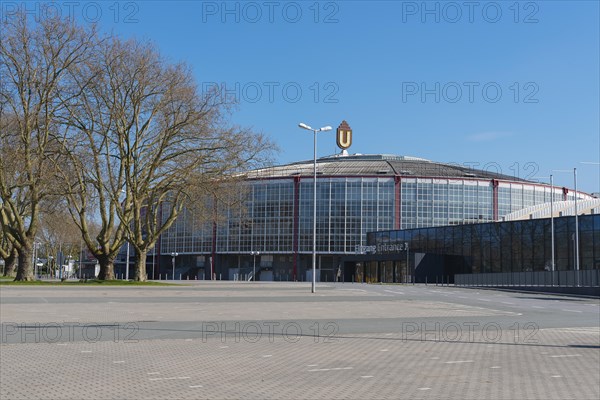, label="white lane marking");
[379,349,389,352]
[189,385,203,388]
[444,360,474,364]
[561,309,583,313]
[219,346,229,349]
[531,306,544,309]
[338,289,367,293]
[307,364,318,367]
[262,355,273,358]
[549,354,581,358]
[490,366,501,369]
[501,302,515,305]
[418,388,431,390]
[308,367,353,372]
[147,372,160,375]
[155,377,190,381]
[477,298,492,302]
[543,327,600,334]
[430,357,440,360]
[113,361,125,364]
[551,375,562,378]
[384,290,404,295]
[361,376,374,379]
[81,351,92,353]
[57,343,67,346]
